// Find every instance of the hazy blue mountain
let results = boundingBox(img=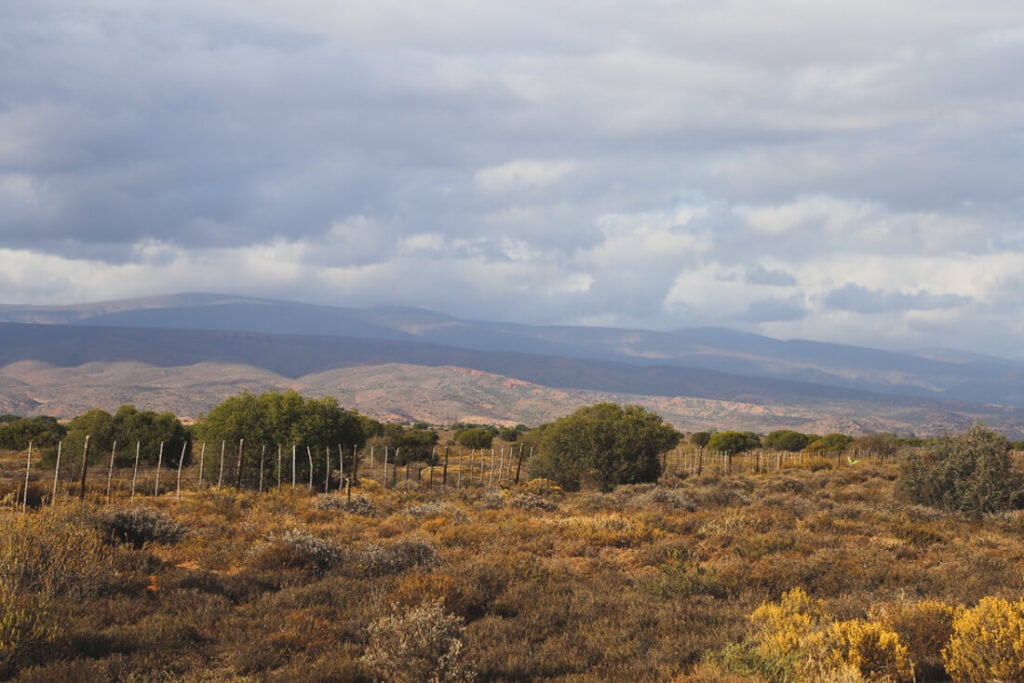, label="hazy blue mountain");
[1,293,1022,407]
